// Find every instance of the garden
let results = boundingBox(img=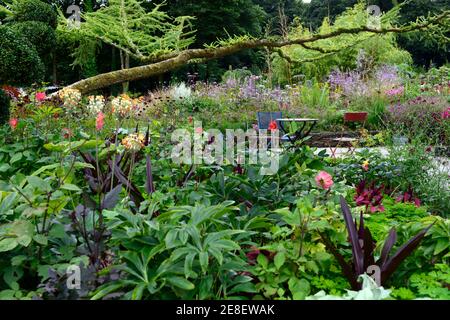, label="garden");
[0,0,449,301]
